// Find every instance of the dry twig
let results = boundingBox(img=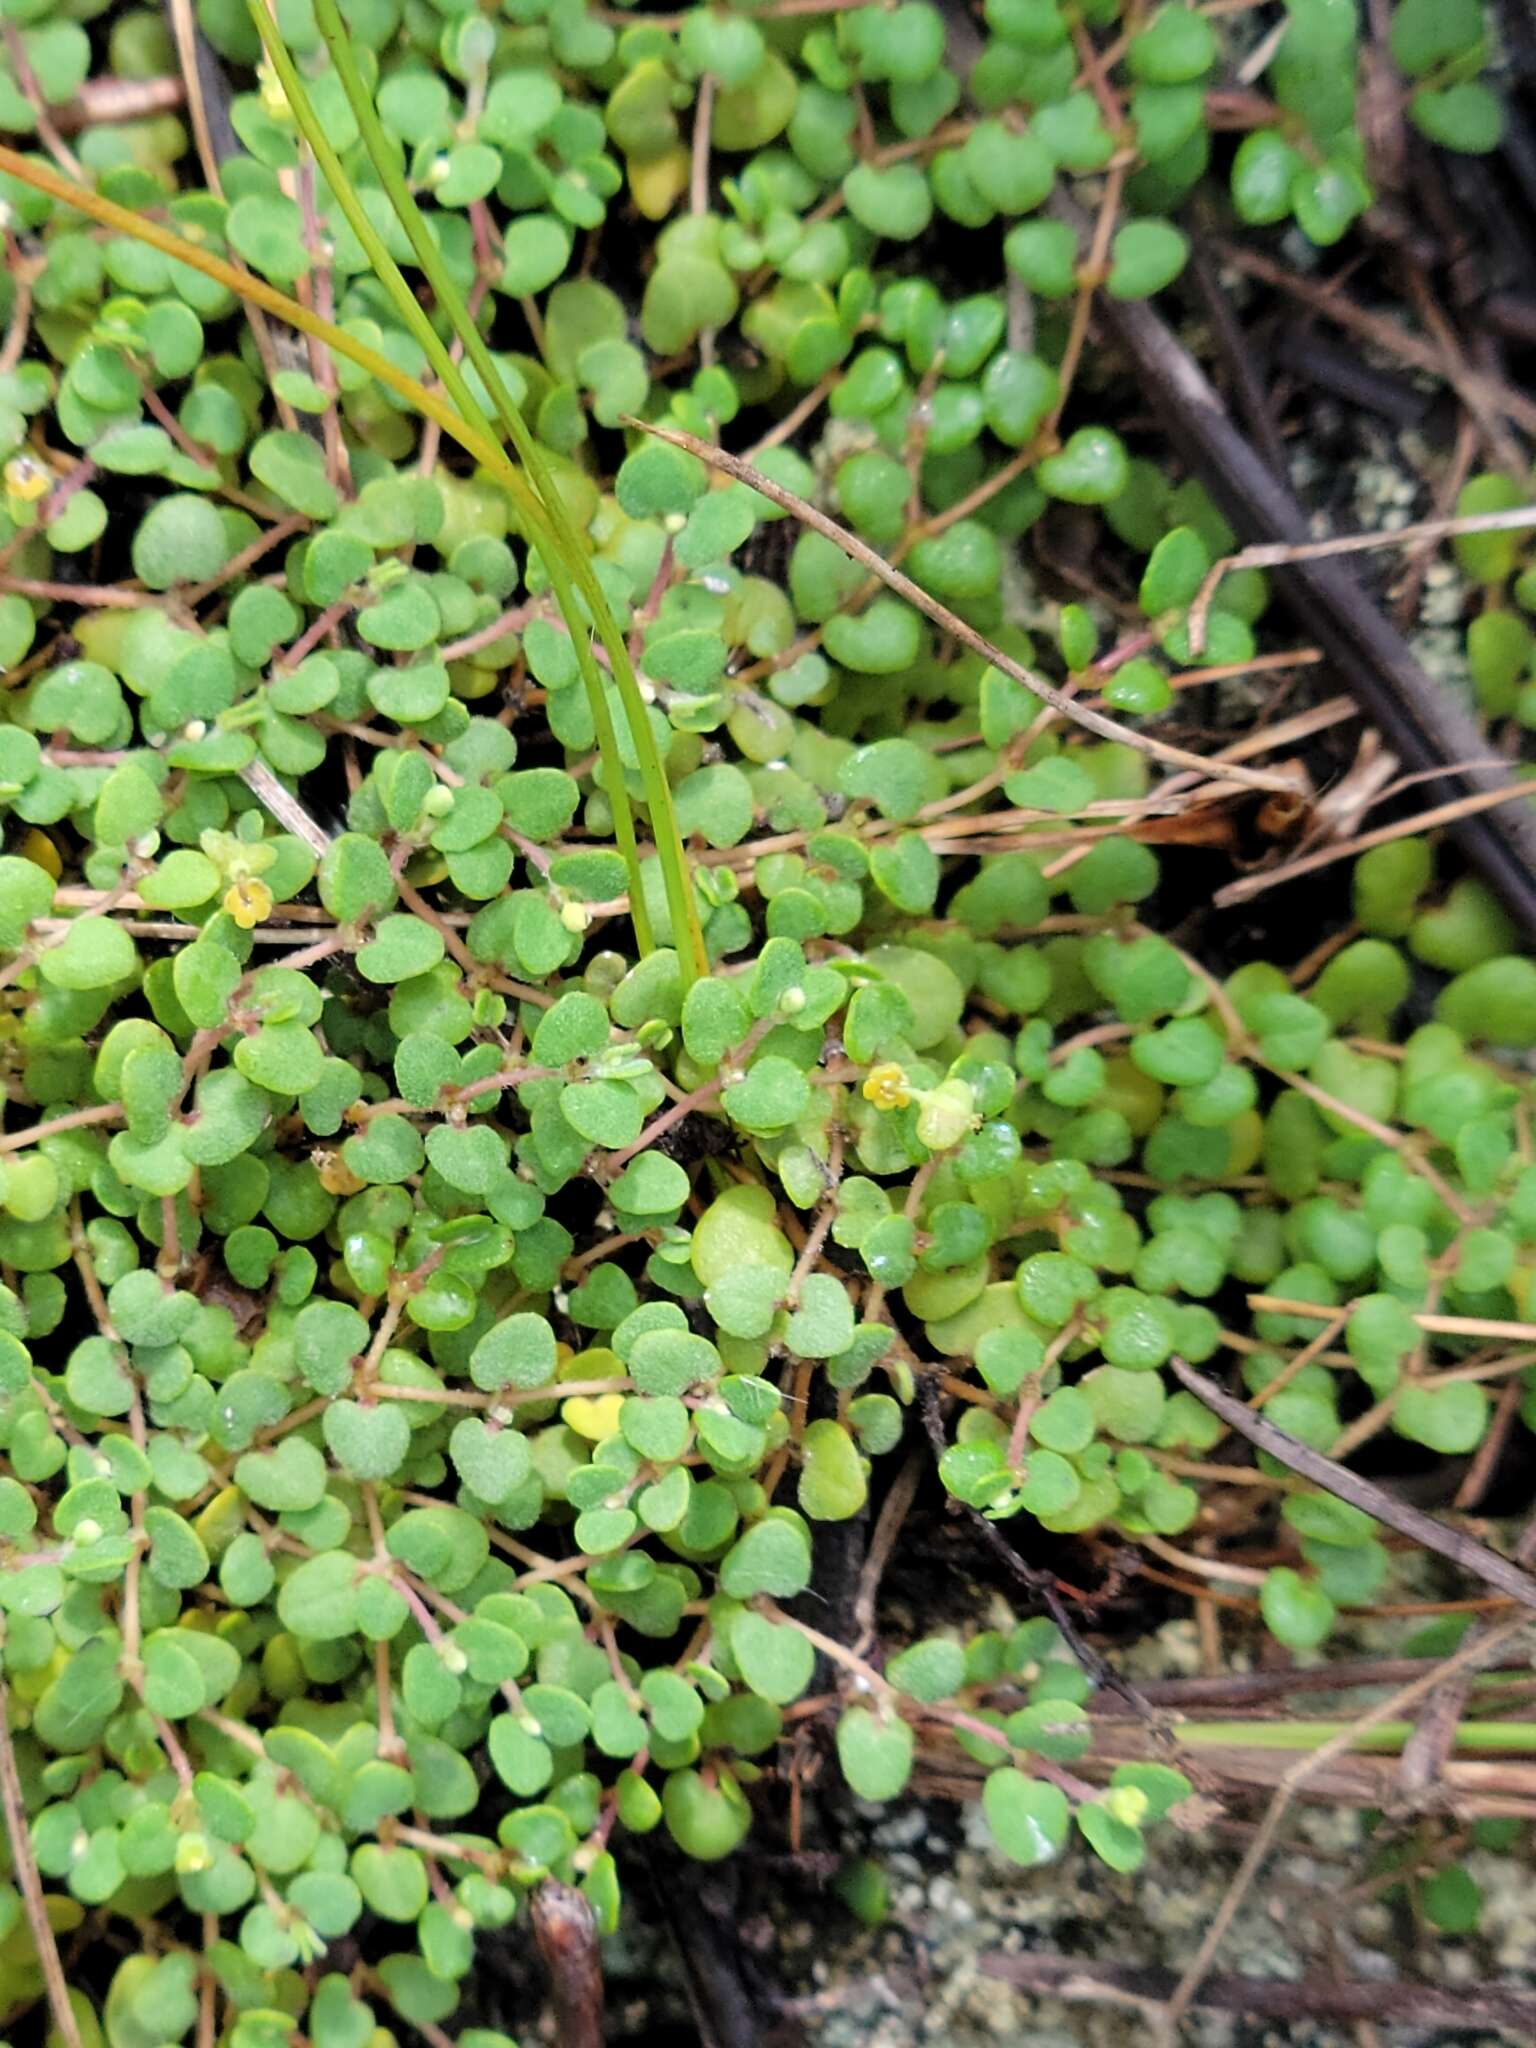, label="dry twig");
[979,1953,1536,2035]
[0,1668,84,2048]
[1168,1358,1536,1614]
[1155,1614,1532,2037]
[1191,501,1536,651]
[627,419,1295,795]
[528,1882,604,2048]
[1213,780,1536,907]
